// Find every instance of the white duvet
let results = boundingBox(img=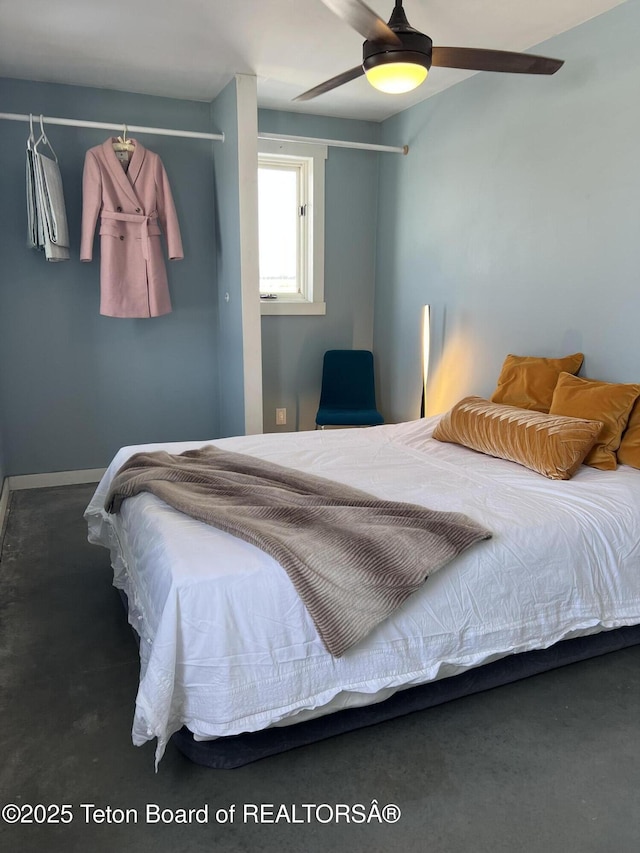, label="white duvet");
[85,418,640,765]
